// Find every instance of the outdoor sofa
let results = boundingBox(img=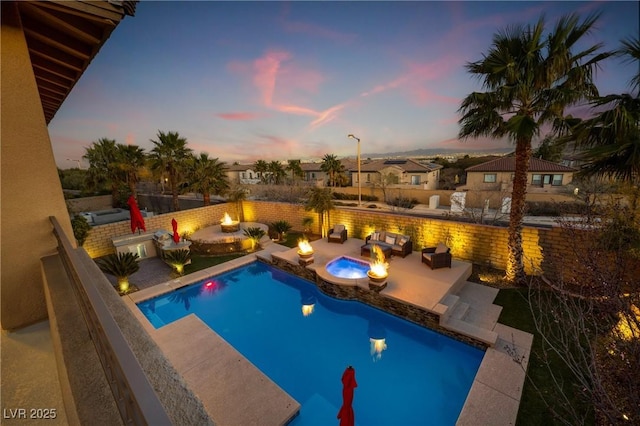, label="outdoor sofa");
[361,230,413,258]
